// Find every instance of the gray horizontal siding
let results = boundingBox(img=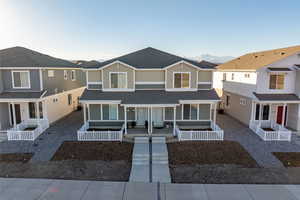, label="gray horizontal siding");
[88,84,102,90]
[198,84,212,90]
[135,84,165,90]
